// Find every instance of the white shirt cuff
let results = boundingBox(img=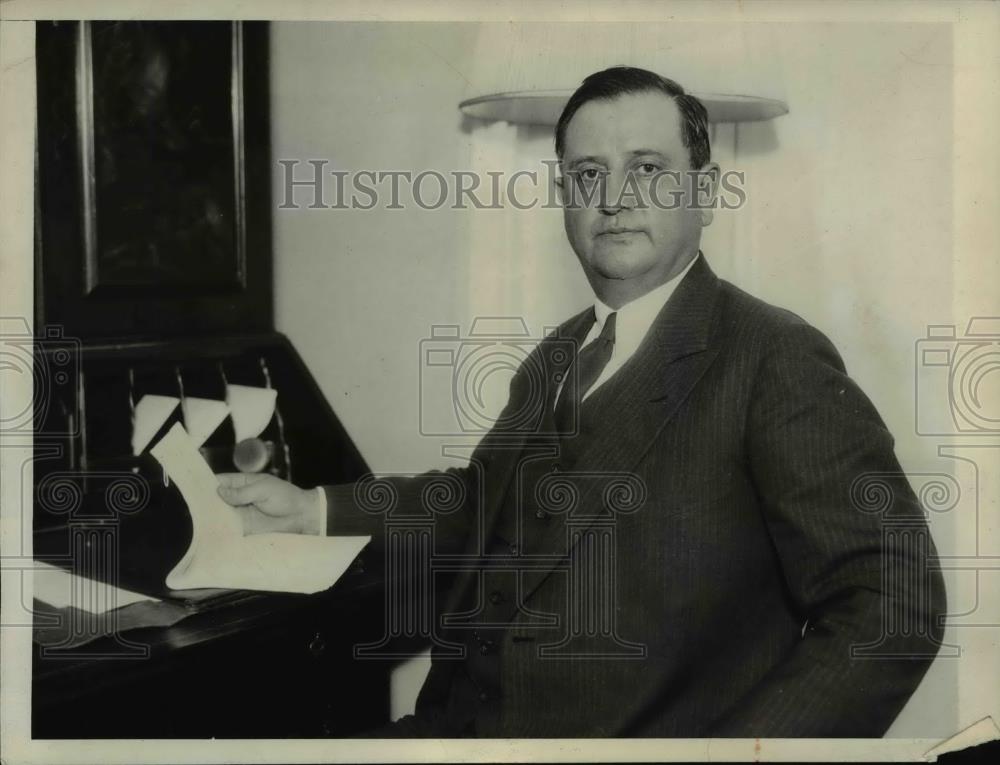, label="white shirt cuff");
[313,486,327,536]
